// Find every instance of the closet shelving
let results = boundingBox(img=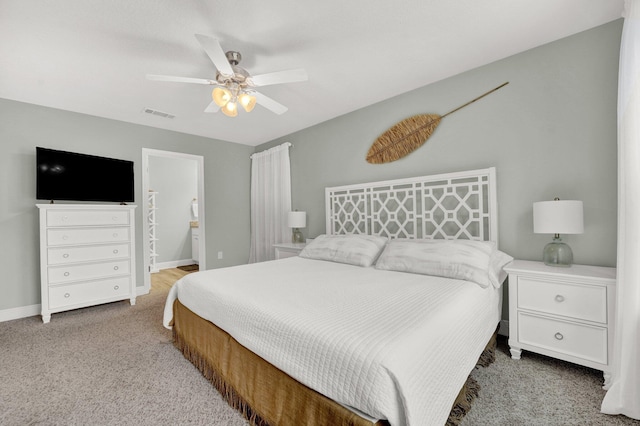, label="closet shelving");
[148,190,159,273]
